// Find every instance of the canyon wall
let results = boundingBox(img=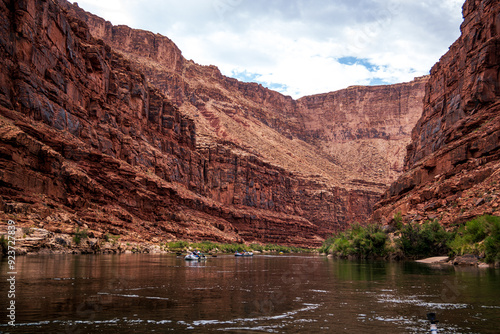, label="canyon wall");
[296,78,427,187]
[64,0,425,190]
[0,0,425,248]
[63,0,426,197]
[373,0,500,226]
